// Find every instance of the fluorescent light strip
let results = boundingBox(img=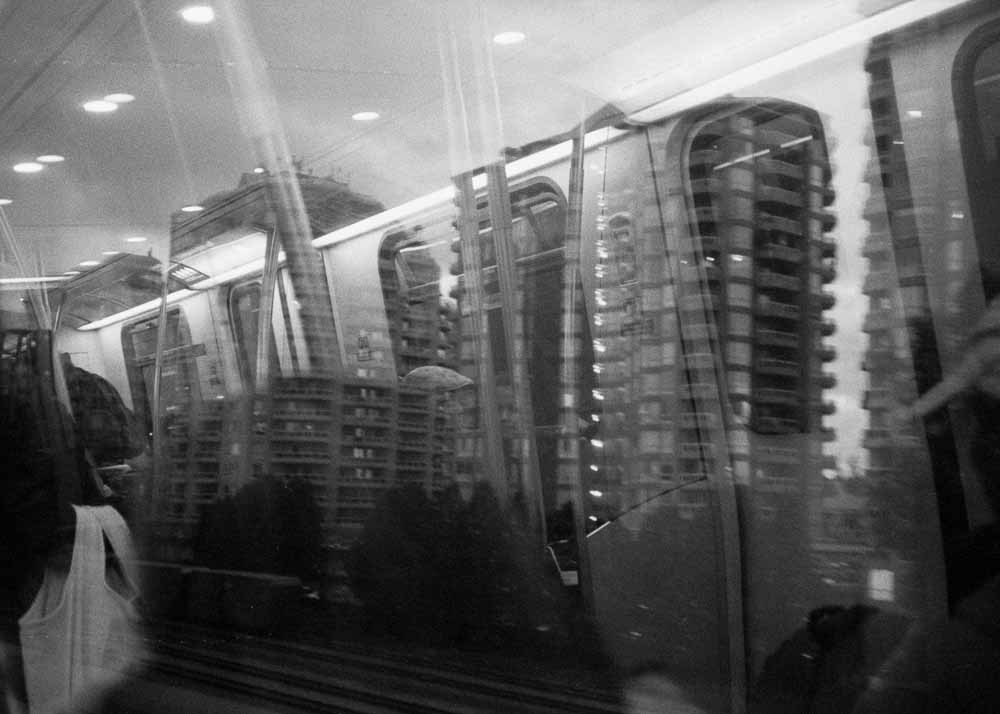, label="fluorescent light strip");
[313,127,628,250]
[0,276,70,285]
[629,0,968,124]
